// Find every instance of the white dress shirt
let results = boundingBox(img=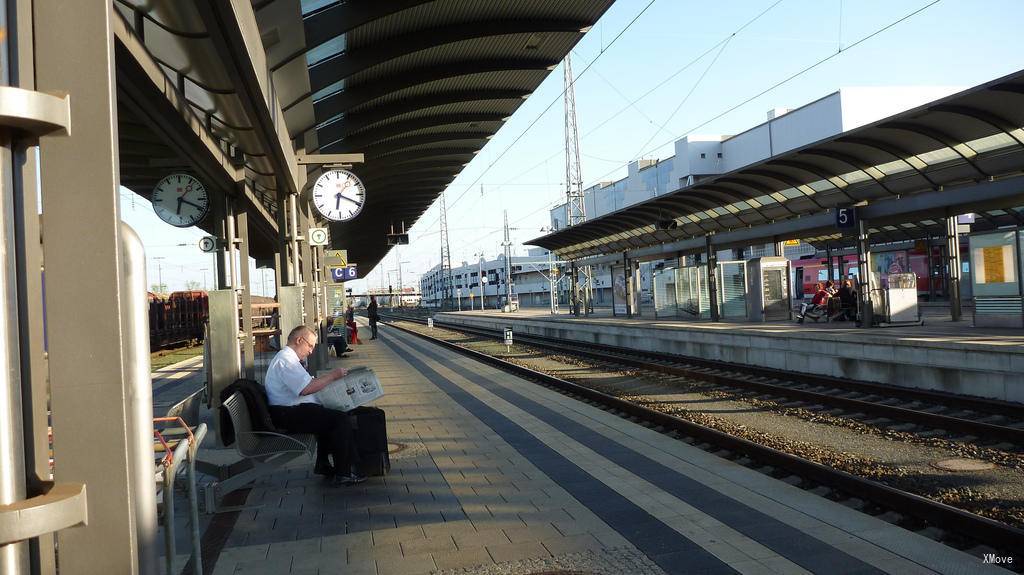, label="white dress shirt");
[264,346,319,406]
